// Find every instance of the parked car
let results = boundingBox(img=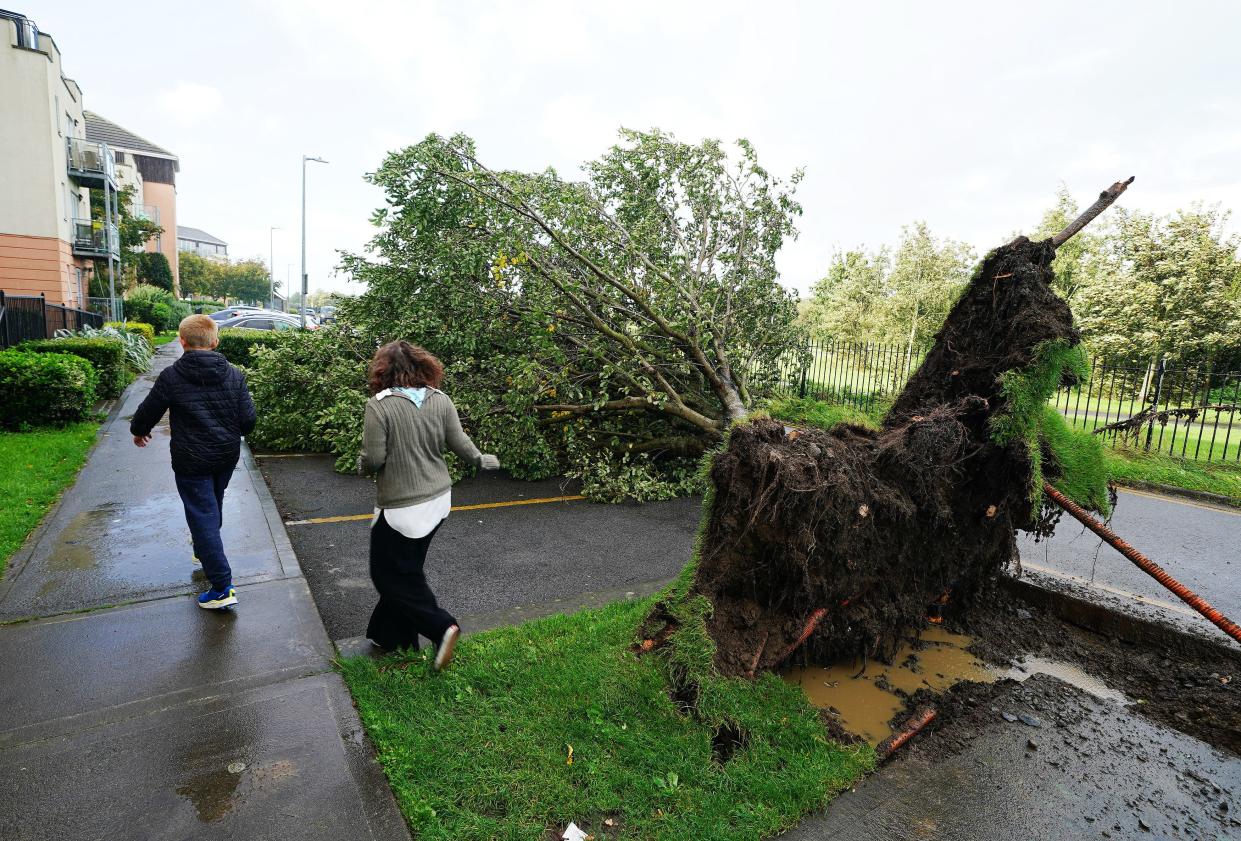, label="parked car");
[209,305,264,322]
[318,305,337,324]
[216,312,316,331]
